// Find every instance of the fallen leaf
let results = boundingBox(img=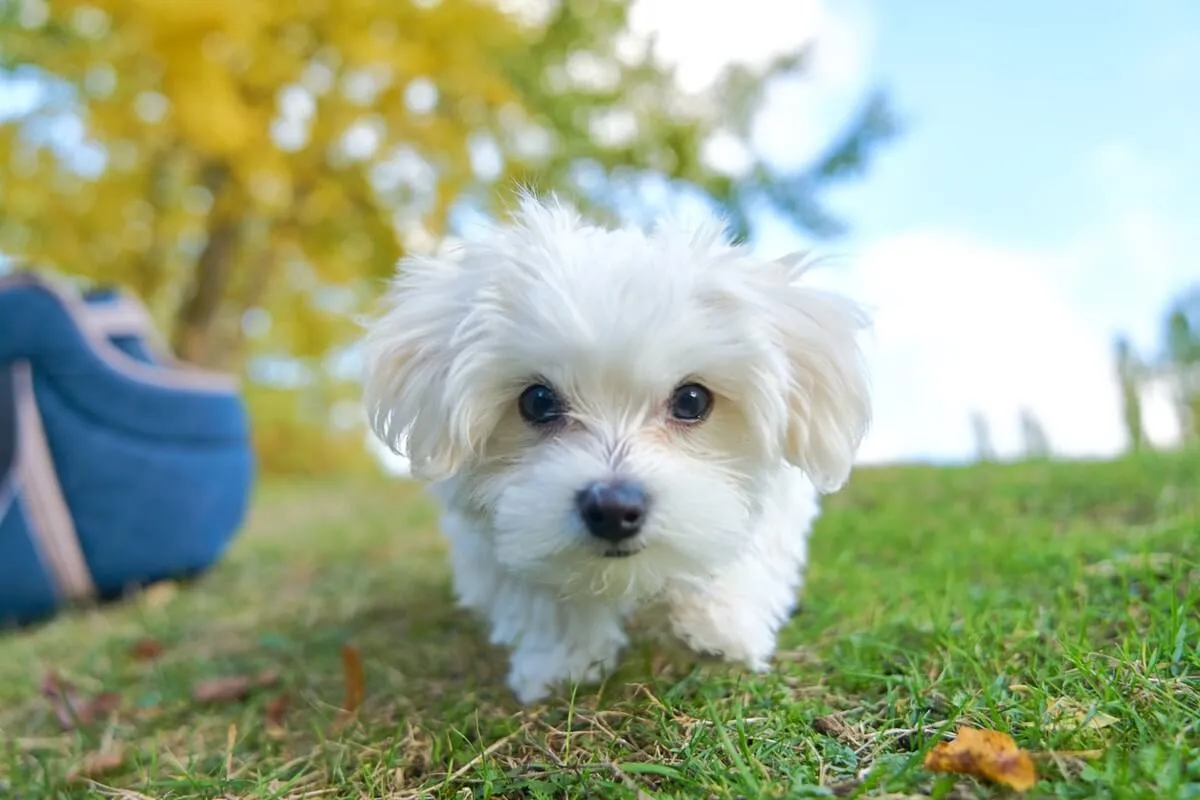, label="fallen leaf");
[129,637,165,661]
[68,744,127,781]
[86,692,121,719]
[264,692,290,726]
[264,703,289,742]
[41,672,120,730]
[340,644,366,713]
[1044,697,1119,732]
[329,644,367,734]
[191,669,280,704]
[812,713,856,742]
[923,726,1037,792]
